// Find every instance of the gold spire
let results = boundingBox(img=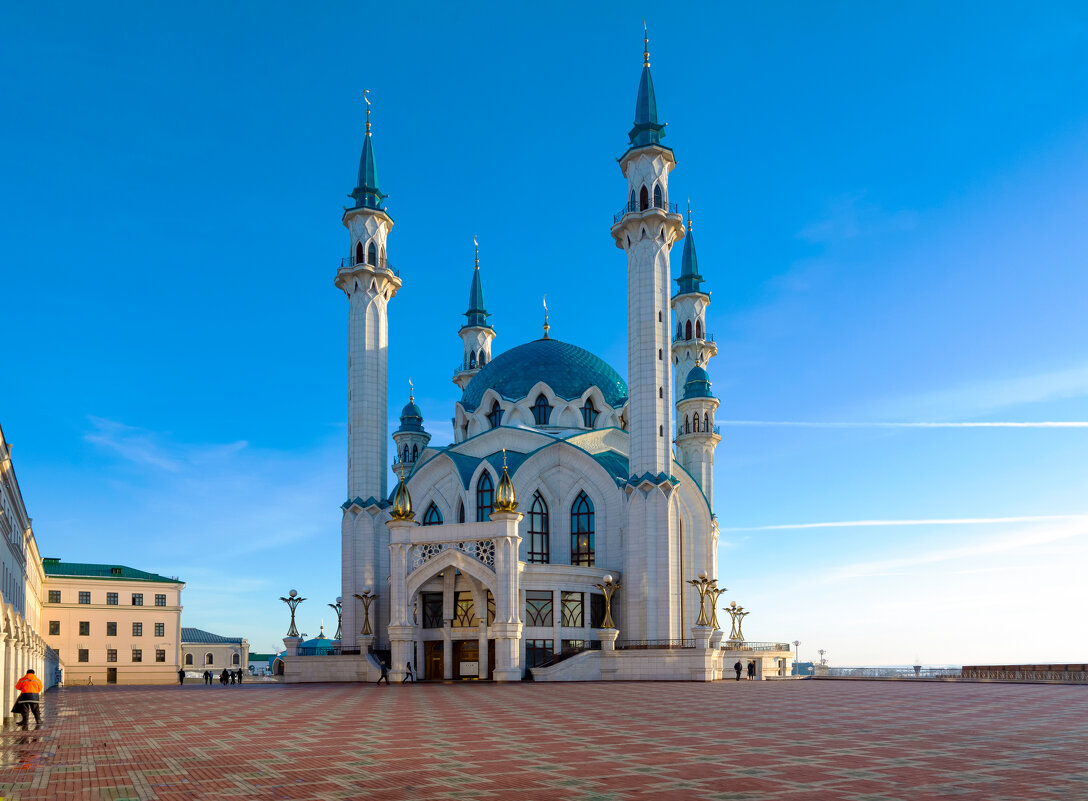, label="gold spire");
[643,23,650,67]
[364,89,371,135]
[687,200,692,232]
[473,236,479,269]
[408,377,414,402]
[391,477,414,520]
[494,449,518,512]
[542,295,550,339]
